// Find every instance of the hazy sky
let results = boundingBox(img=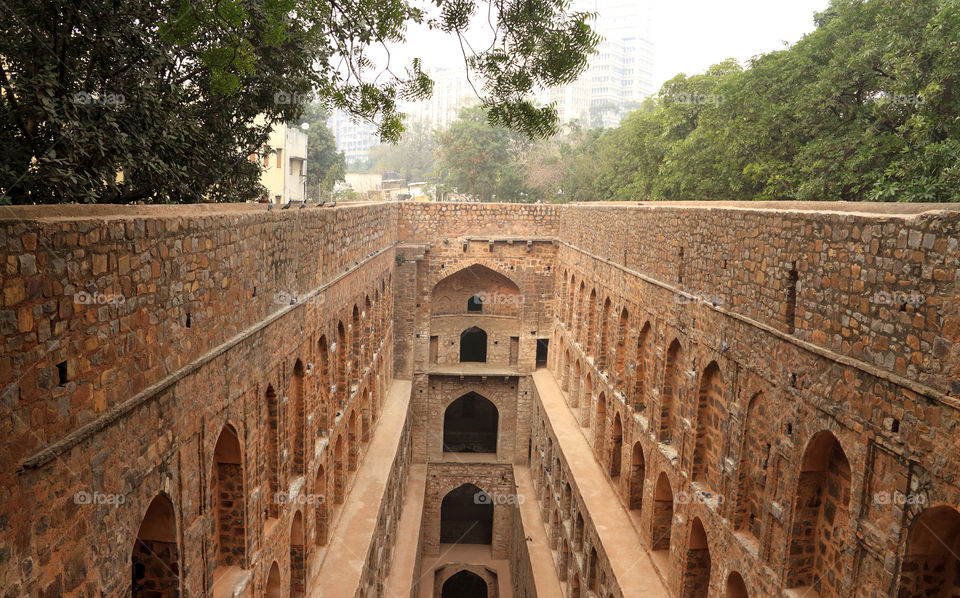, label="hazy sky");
[382,0,832,91]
